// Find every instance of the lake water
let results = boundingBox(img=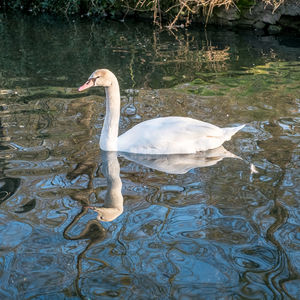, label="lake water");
[0,13,299,299]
